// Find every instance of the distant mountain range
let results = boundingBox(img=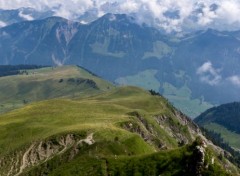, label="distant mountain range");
[0,8,54,27]
[1,13,240,117]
